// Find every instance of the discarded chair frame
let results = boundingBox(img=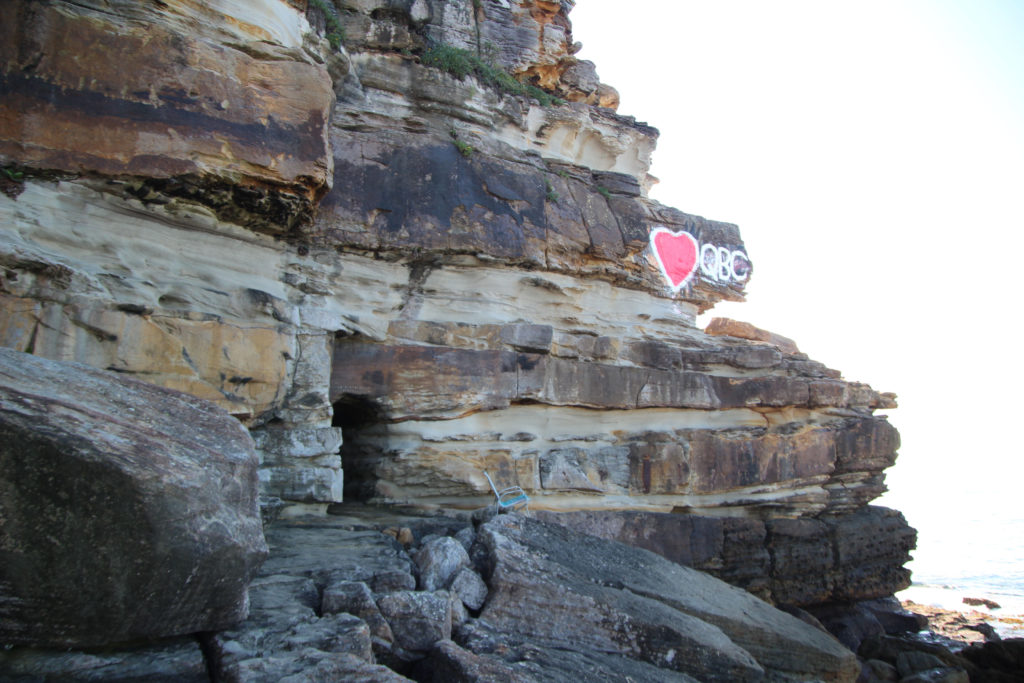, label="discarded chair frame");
[483,470,529,512]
